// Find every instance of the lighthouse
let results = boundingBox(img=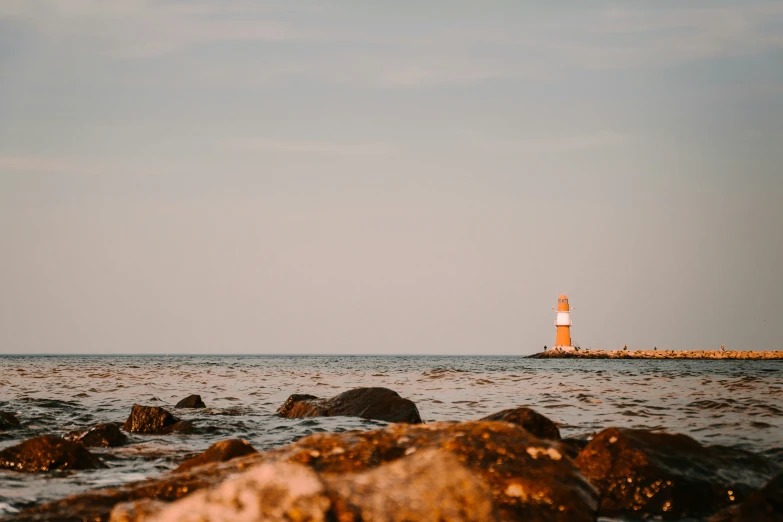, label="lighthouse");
[554,294,575,351]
